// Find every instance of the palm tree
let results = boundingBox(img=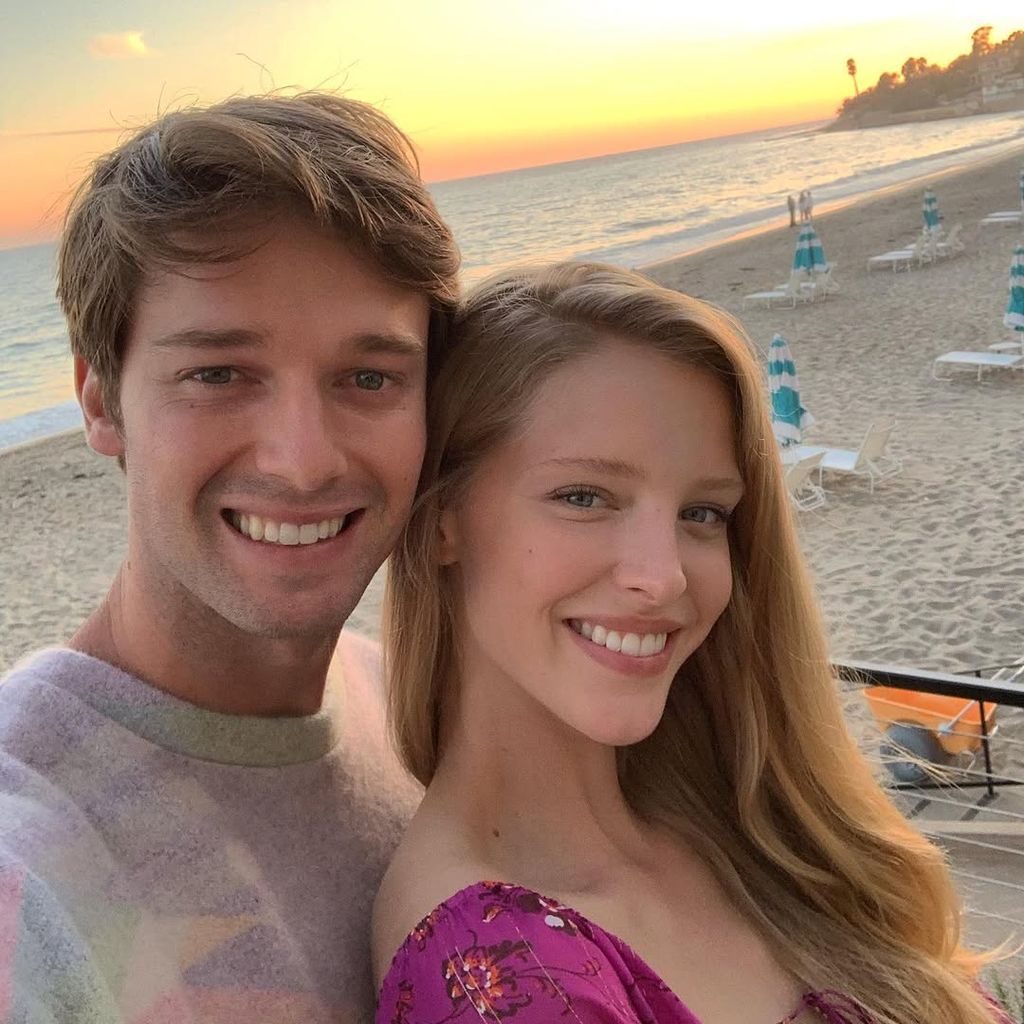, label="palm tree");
[846,58,859,96]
